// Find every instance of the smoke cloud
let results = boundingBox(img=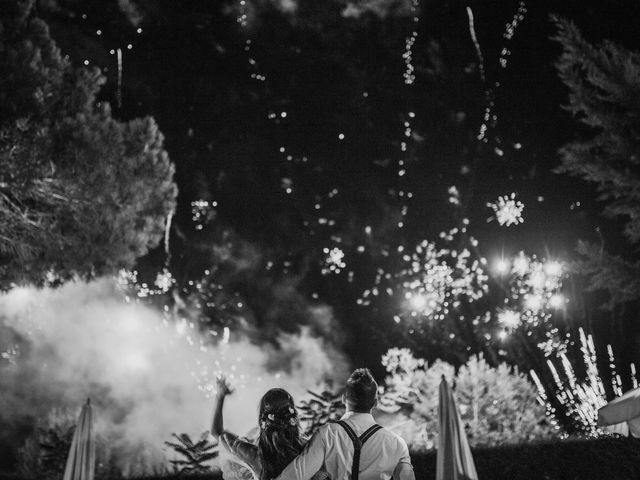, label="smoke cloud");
[0,278,348,474]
